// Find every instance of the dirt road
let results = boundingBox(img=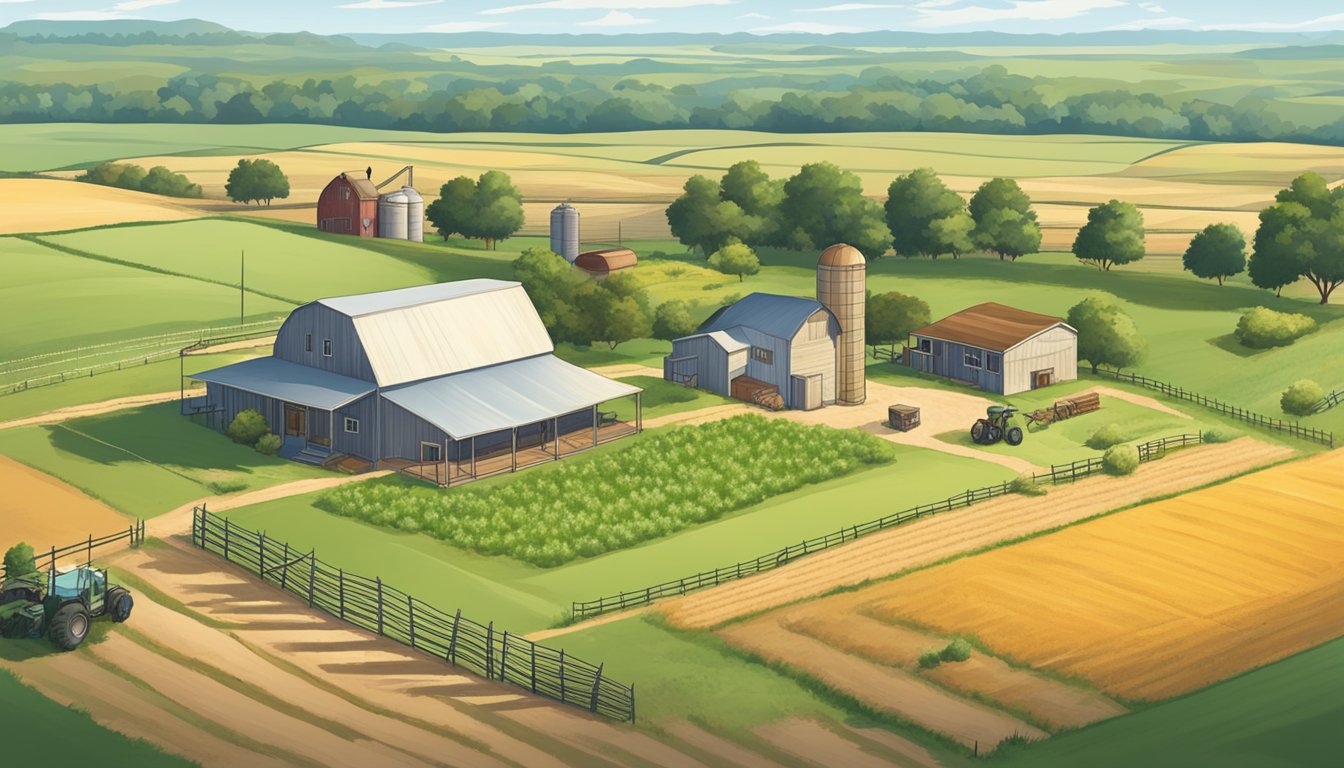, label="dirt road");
[660,437,1293,630]
[0,389,203,430]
